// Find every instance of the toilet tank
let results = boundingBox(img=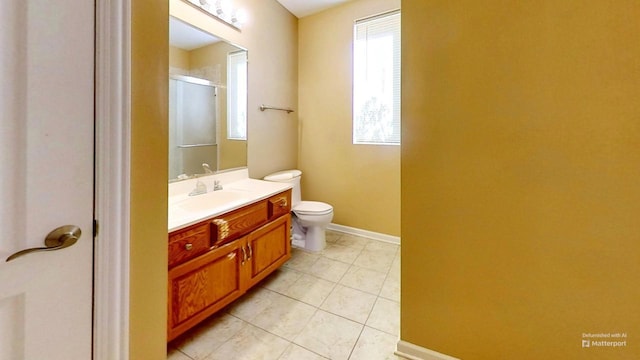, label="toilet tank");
[263,170,302,207]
